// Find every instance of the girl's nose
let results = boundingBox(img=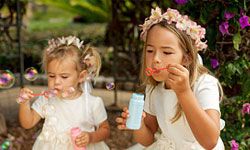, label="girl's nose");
[153,52,161,63]
[54,77,61,85]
